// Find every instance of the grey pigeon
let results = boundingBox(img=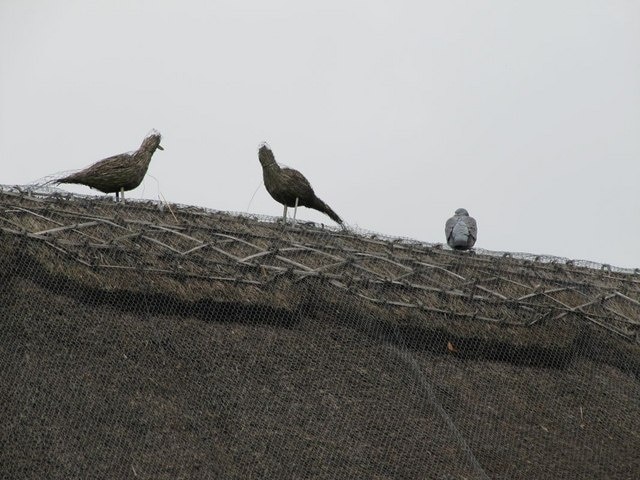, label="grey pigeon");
[445,208,477,250]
